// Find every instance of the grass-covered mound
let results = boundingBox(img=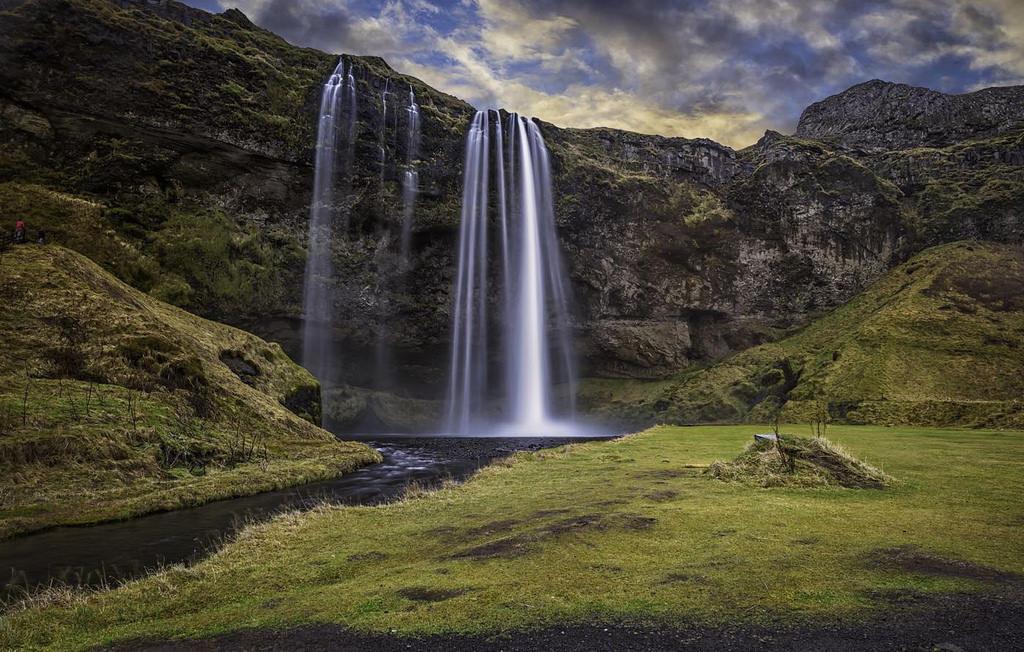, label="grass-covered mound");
[580,241,1024,429]
[0,245,380,539]
[2,425,1021,649]
[706,435,892,489]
